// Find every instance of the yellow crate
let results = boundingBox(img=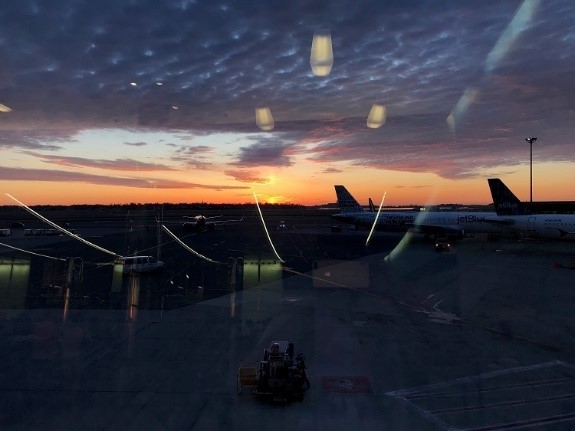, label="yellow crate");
[237,365,257,394]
